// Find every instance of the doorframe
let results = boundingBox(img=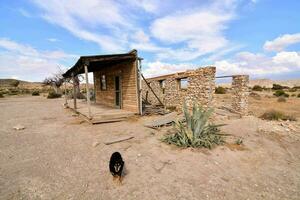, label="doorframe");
[114,75,122,109]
